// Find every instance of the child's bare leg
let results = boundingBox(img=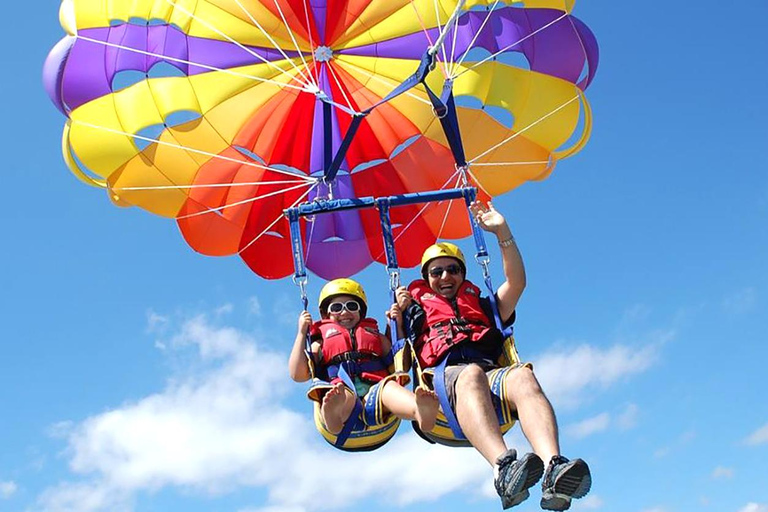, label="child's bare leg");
[321,382,357,435]
[380,382,439,432]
